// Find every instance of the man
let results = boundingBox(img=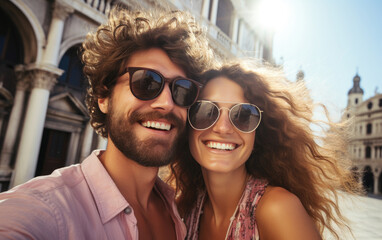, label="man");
[0,7,214,239]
